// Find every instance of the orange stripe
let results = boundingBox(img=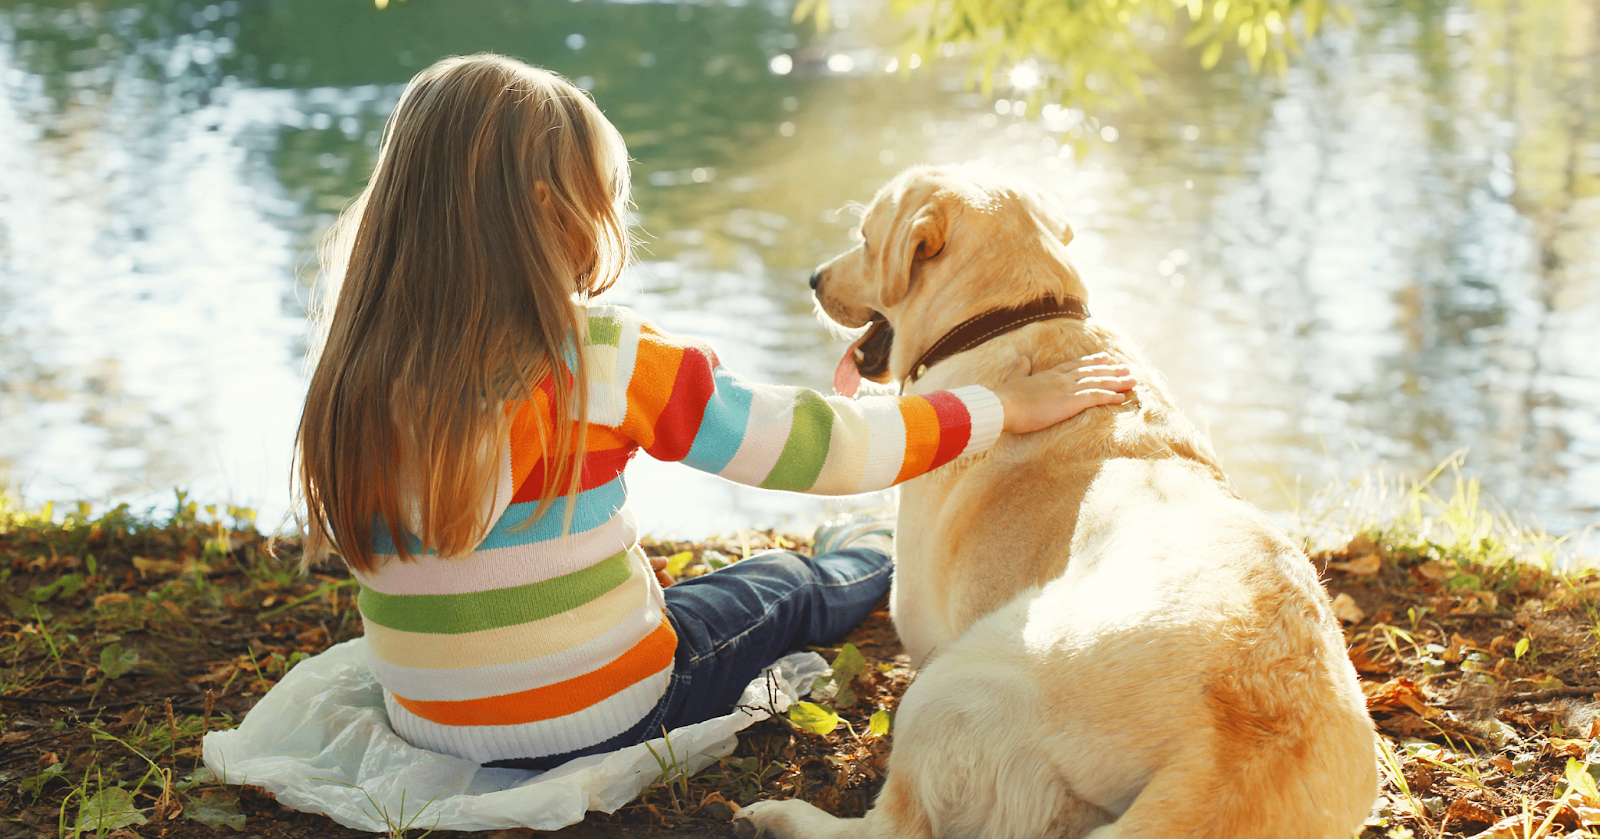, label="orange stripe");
[621,330,684,450]
[391,619,677,726]
[893,397,941,484]
[583,426,631,451]
[507,398,550,493]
